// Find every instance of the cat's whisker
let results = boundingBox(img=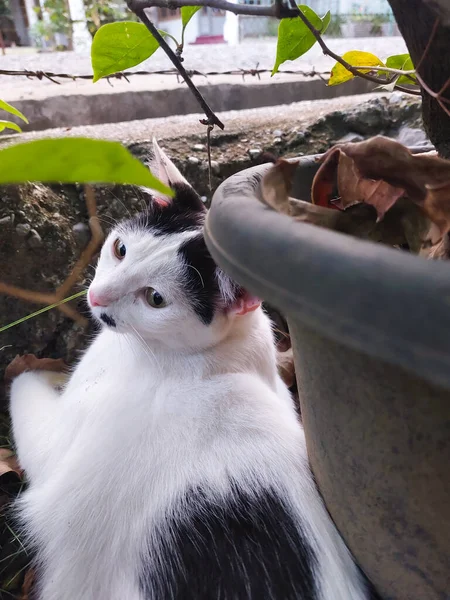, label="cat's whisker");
[97,215,120,228]
[108,190,133,220]
[187,265,205,289]
[135,187,150,214]
[129,325,162,376]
